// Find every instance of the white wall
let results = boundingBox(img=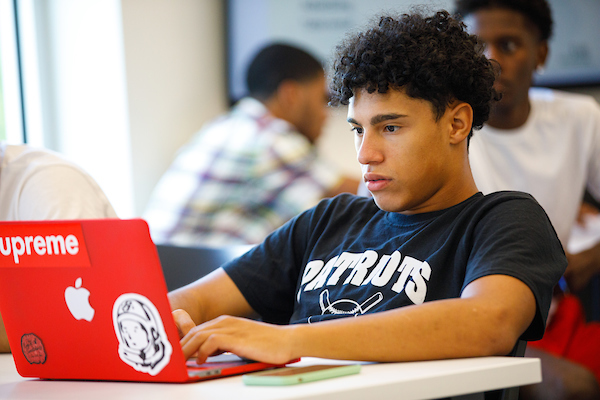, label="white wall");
[121,0,228,216]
